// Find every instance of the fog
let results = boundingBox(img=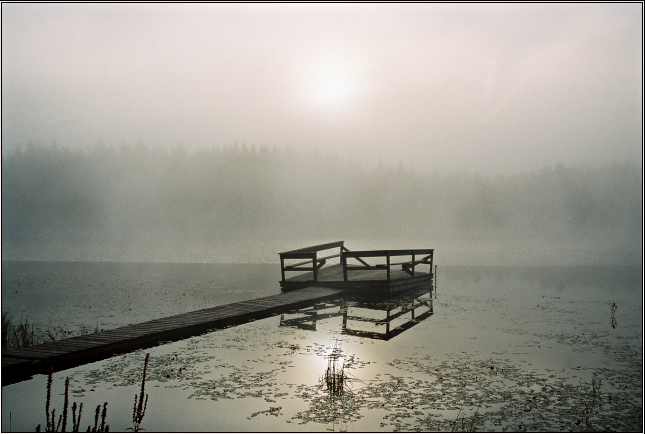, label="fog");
[1,144,641,264]
[2,3,642,174]
[1,4,642,264]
